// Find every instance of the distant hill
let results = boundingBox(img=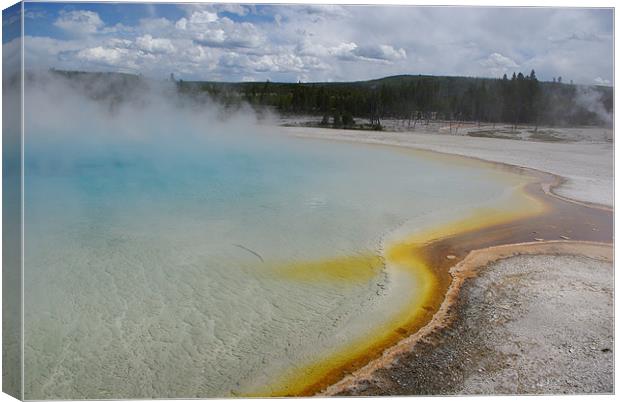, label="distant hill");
[47,70,613,127]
